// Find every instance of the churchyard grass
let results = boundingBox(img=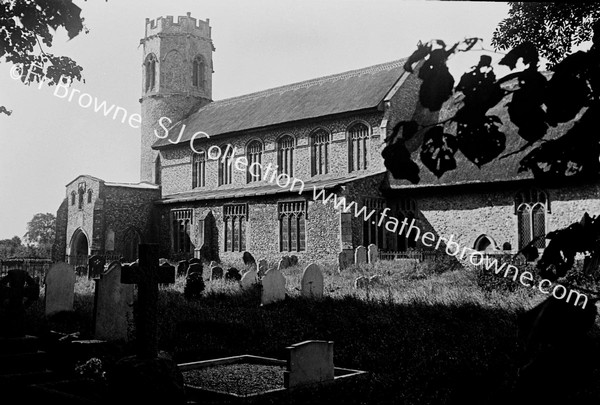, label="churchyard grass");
[21,261,600,404]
